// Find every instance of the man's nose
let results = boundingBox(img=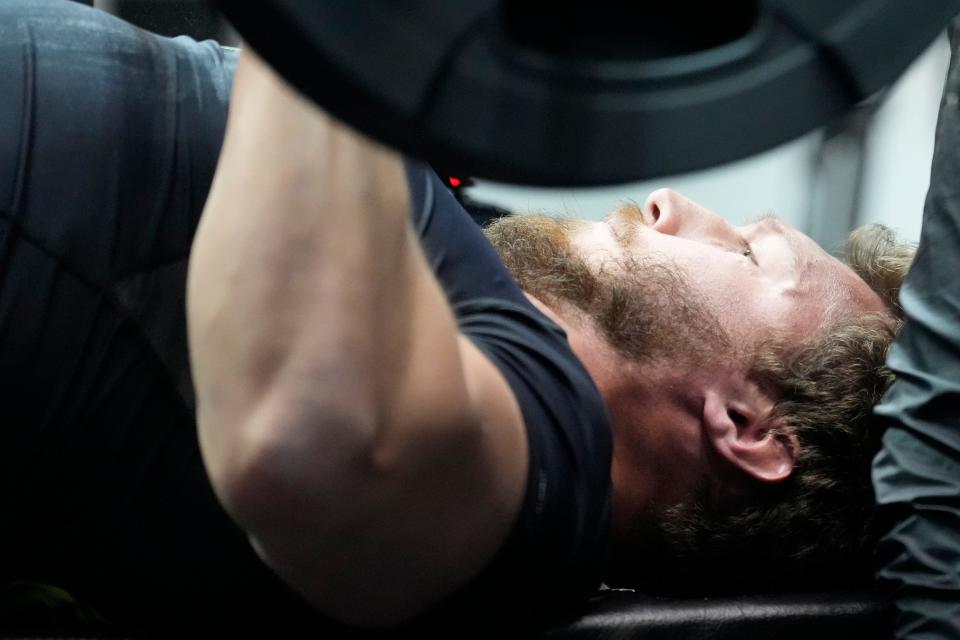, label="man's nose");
[642,188,738,244]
